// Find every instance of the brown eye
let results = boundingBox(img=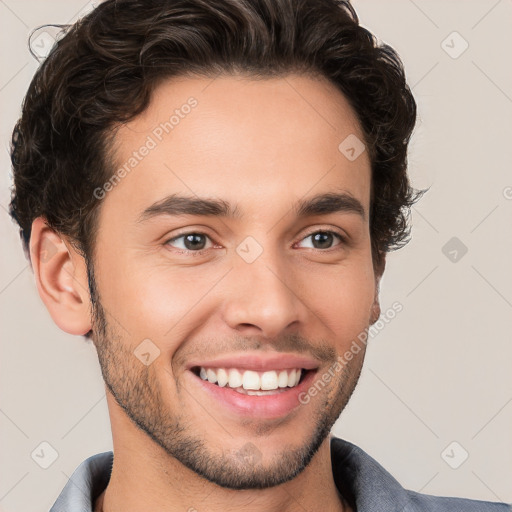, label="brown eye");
[167,233,212,251]
[297,230,343,250]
